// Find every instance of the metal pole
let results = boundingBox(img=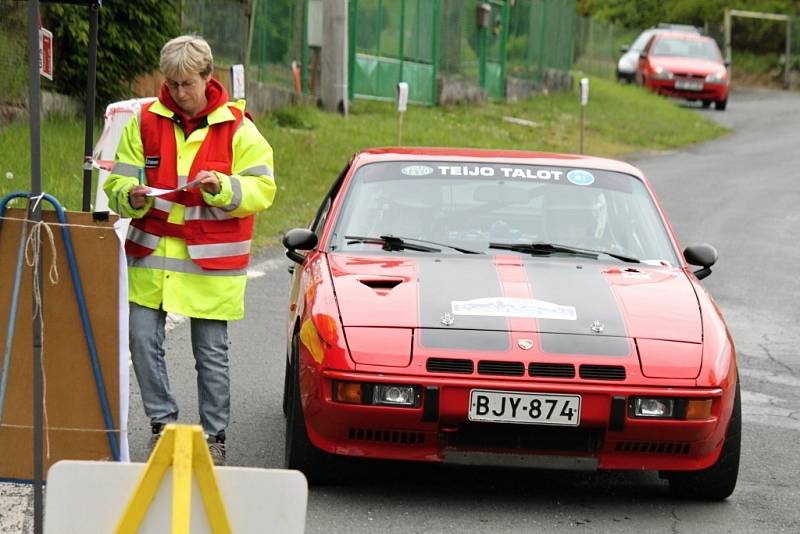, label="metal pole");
[724,9,732,77]
[785,18,792,89]
[82,2,99,212]
[26,1,45,532]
